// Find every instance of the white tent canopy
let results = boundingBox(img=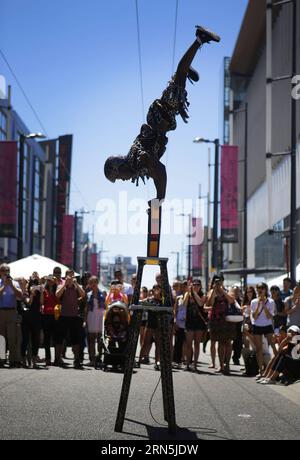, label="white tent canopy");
[8,254,79,280]
[267,264,300,289]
